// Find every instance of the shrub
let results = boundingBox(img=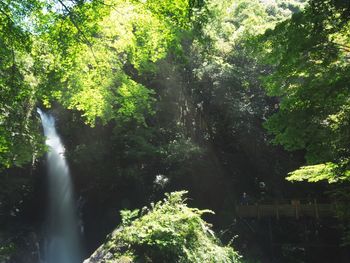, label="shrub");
[103,191,241,263]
